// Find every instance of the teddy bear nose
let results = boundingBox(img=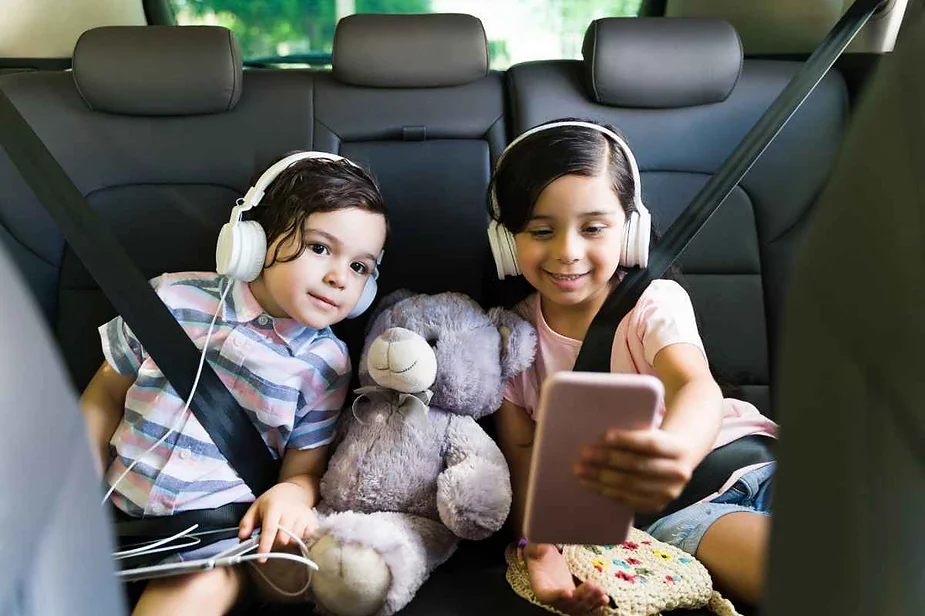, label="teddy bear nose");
[379,327,419,344]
